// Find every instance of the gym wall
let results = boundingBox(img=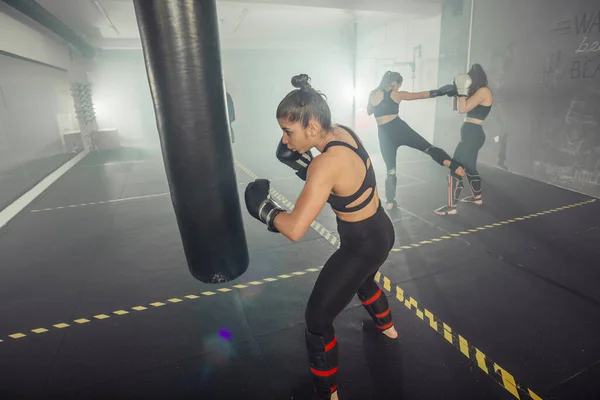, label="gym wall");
[0,5,78,213]
[356,12,442,145]
[220,25,354,160]
[435,0,600,198]
[0,2,70,71]
[87,50,160,149]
